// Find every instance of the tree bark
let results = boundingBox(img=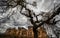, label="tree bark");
[33,28,38,38]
